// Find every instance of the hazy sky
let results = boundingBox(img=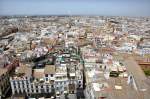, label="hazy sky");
[0,0,150,16]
